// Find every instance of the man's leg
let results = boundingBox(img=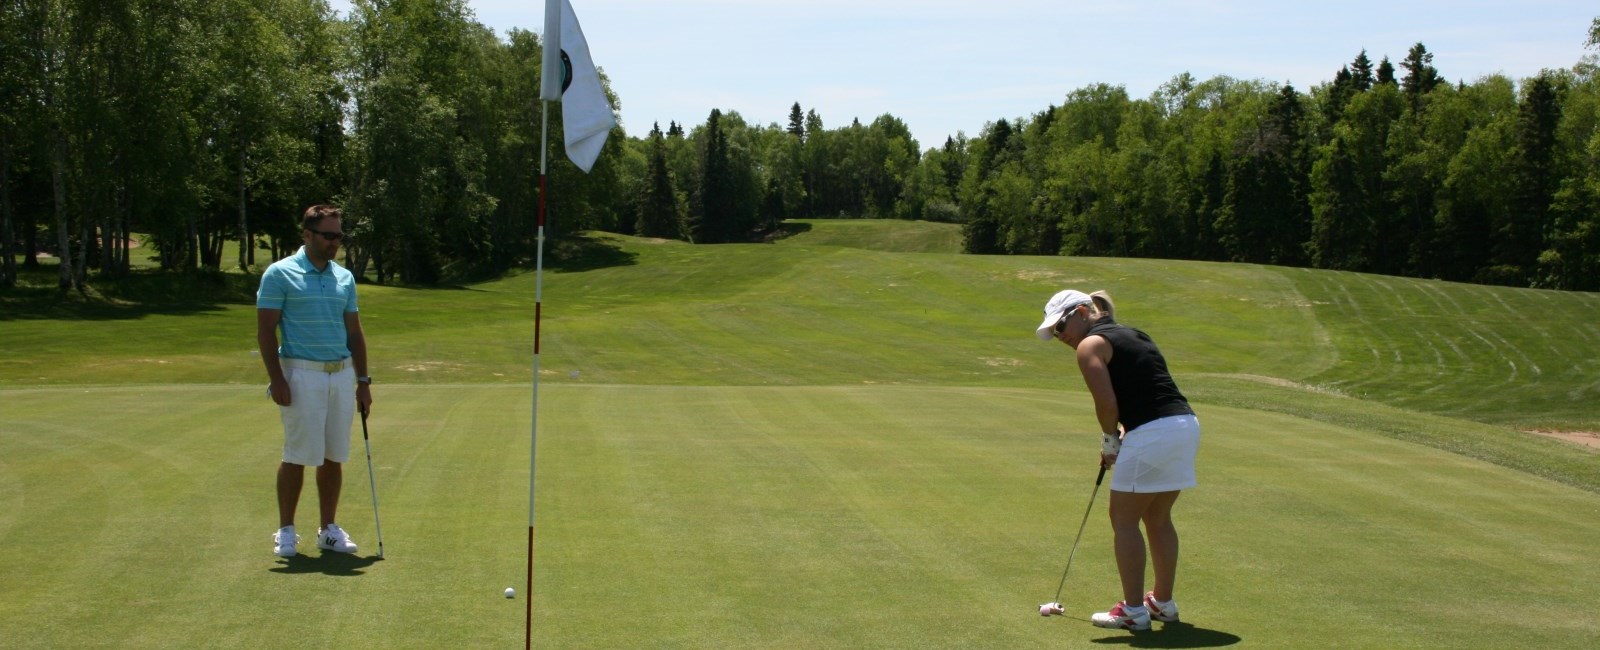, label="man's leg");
[278,365,319,530]
[319,365,355,530]
[317,461,342,528]
[278,462,305,528]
